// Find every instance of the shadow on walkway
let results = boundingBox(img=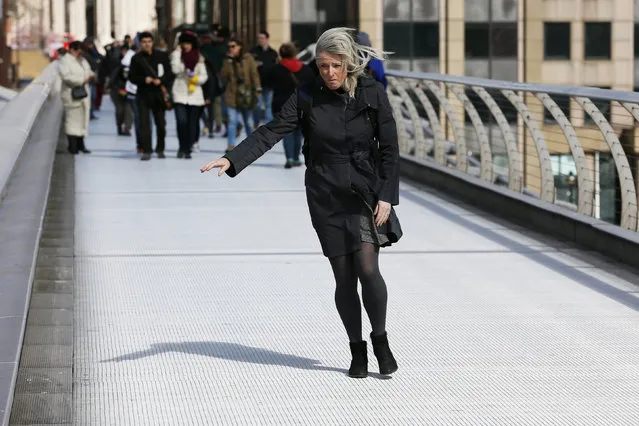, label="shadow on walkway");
[102,340,391,380]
